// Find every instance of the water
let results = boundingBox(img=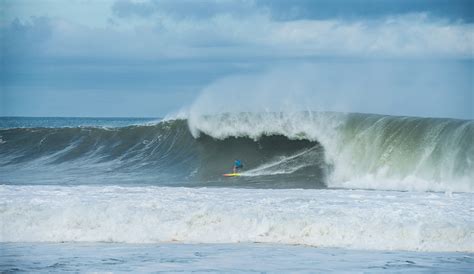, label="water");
[1,243,472,273]
[0,116,158,129]
[0,115,472,272]
[1,113,472,191]
[2,185,471,252]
